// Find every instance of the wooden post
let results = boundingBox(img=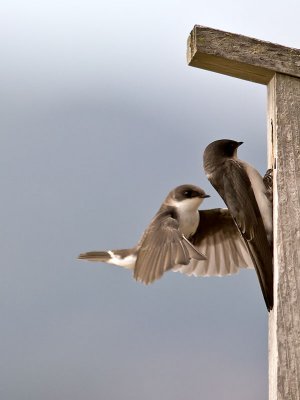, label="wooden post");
[187,26,300,400]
